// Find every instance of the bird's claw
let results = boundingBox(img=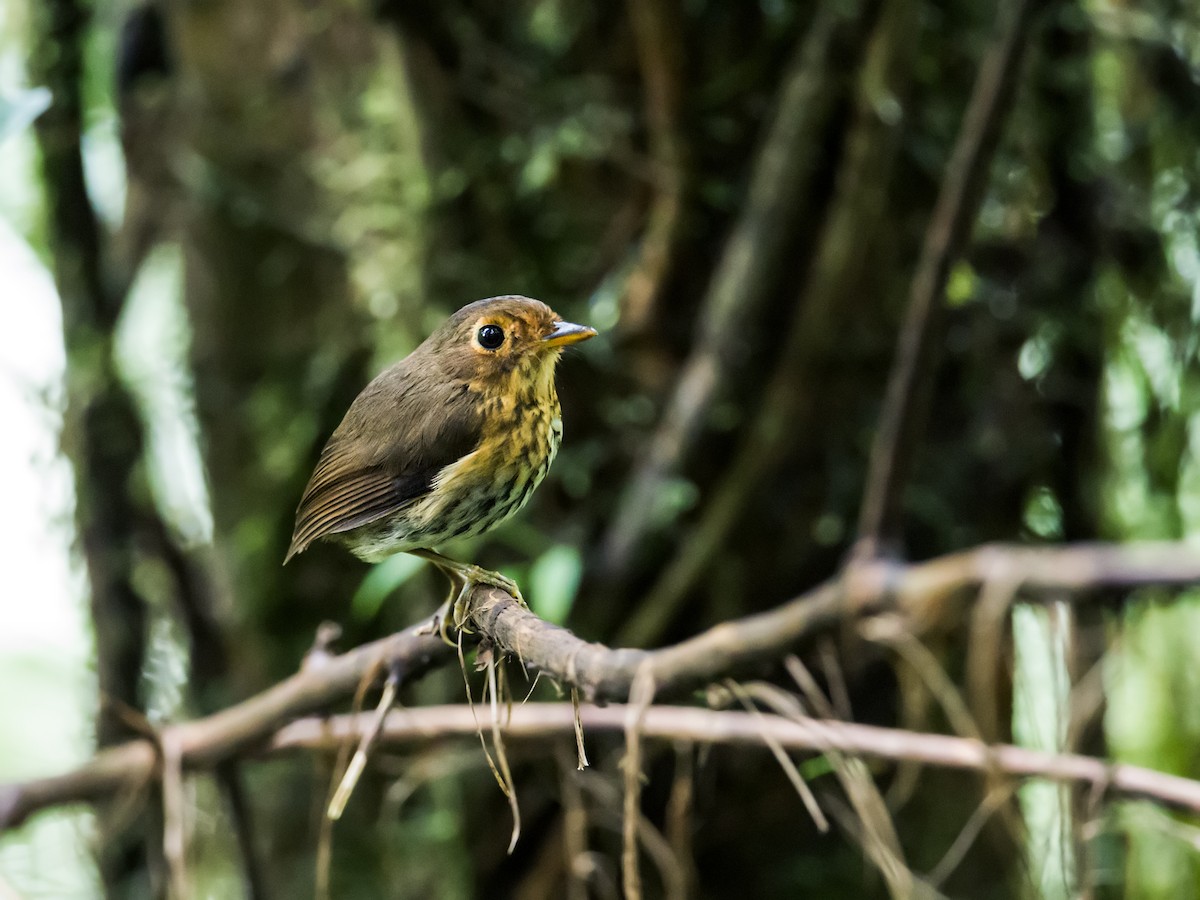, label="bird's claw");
[450,566,523,628]
[479,569,525,606]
